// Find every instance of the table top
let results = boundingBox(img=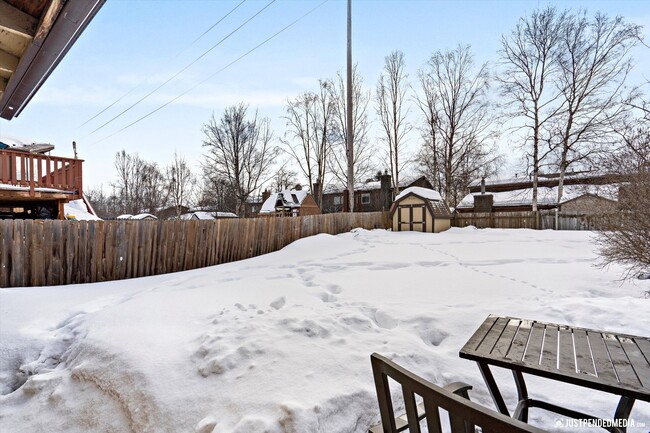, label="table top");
[459,315,650,402]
